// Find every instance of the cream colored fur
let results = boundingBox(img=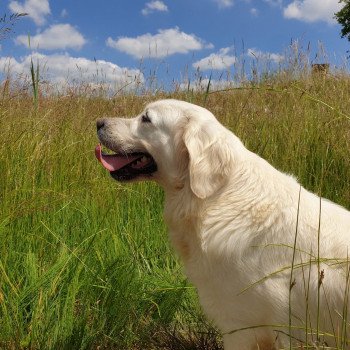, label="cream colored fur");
[97,99,350,350]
